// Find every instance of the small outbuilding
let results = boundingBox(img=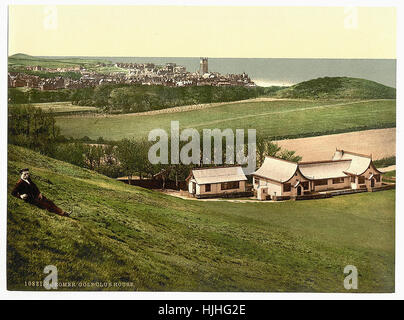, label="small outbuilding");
[187,166,250,199]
